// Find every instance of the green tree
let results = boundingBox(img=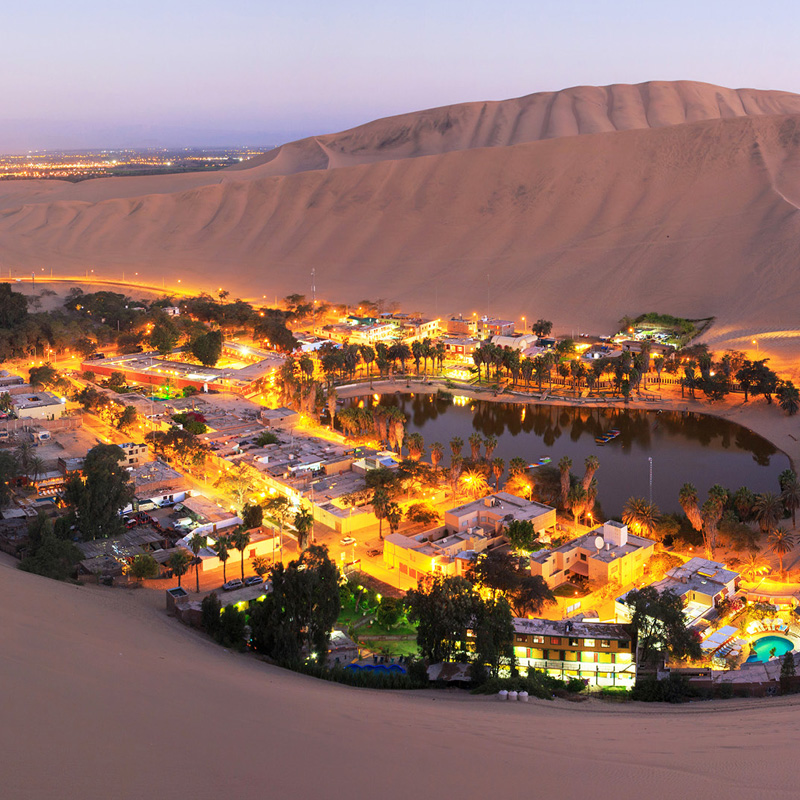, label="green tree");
[754,492,784,536]
[116,405,138,432]
[622,497,660,538]
[407,574,478,664]
[241,502,263,530]
[293,507,314,550]
[167,550,191,587]
[768,527,795,577]
[376,596,402,629]
[230,527,252,581]
[256,430,279,446]
[471,595,515,682]
[189,532,207,592]
[201,591,222,636]
[505,519,538,552]
[149,318,180,355]
[63,444,134,540]
[265,495,293,555]
[780,473,800,527]
[251,555,270,579]
[385,501,403,538]
[128,553,159,581]
[191,329,224,367]
[778,381,800,416]
[625,586,702,664]
[468,549,554,616]
[558,455,572,509]
[372,486,390,540]
[781,651,796,678]
[215,534,231,583]
[19,532,80,581]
